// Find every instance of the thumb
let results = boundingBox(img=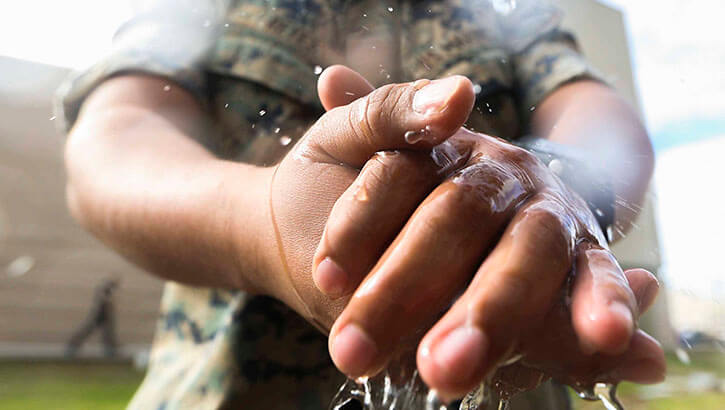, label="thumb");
[318,65,375,111]
[305,74,475,167]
